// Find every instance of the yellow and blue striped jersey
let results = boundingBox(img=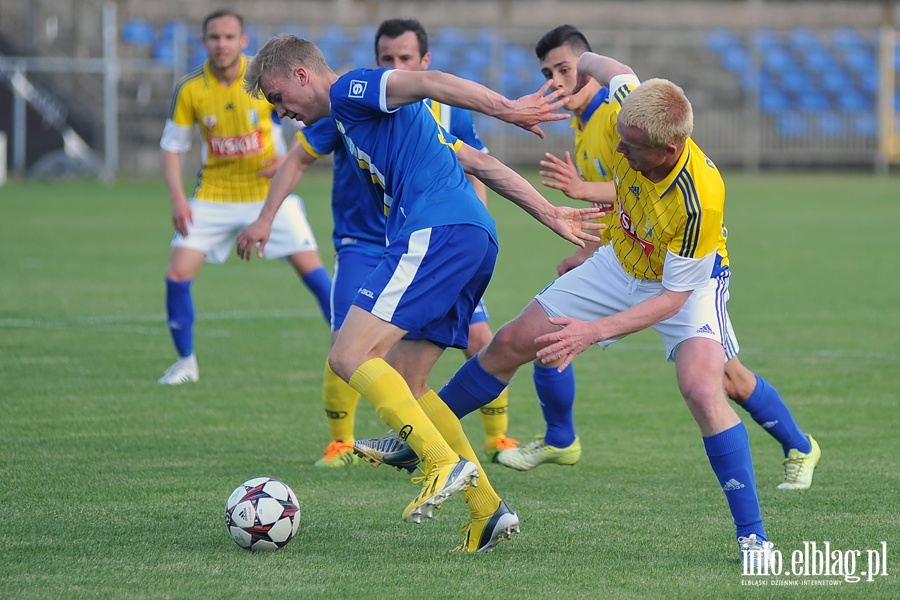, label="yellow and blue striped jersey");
[572,88,617,244]
[604,83,729,281]
[167,56,278,202]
